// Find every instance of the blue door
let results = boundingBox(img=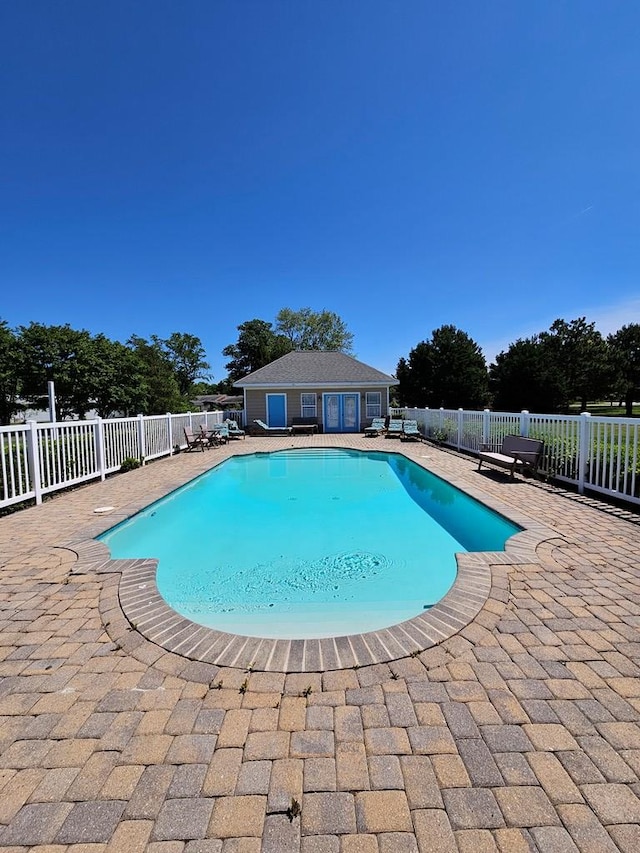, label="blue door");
[323,393,359,432]
[266,394,287,427]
